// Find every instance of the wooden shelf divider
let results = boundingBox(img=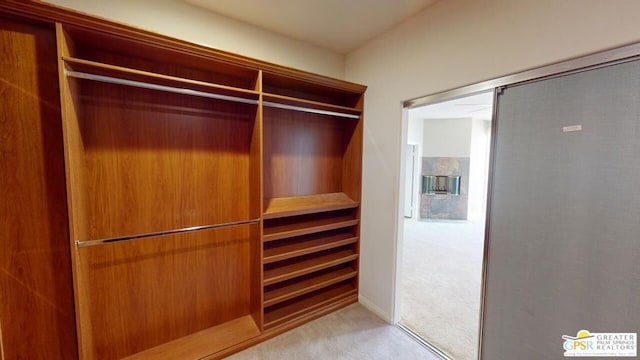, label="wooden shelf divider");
[264,266,357,307]
[264,192,358,219]
[263,283,357,329]
[263,216,358,242]
[263,232,358,264]
[263,249,358,286]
